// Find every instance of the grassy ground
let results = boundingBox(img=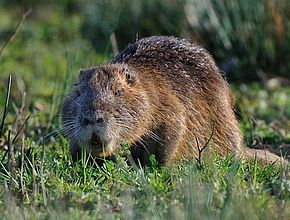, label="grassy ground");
[0,4,289,220]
